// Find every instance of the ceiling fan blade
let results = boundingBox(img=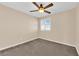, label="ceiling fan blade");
[44,10,51,14]
[44,3,53,9]
[30,10,38,12]
[32,2,39,8]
